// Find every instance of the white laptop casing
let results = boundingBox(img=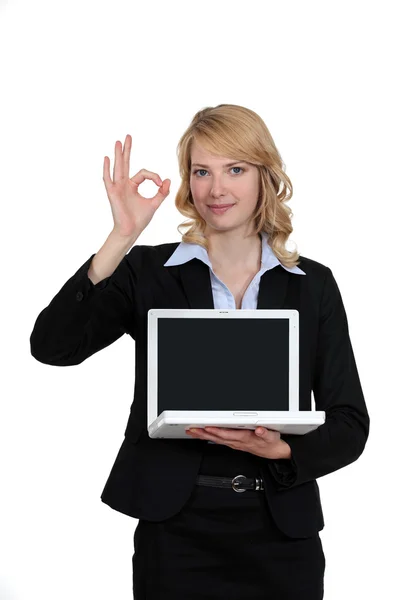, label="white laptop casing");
[147,309,325,438]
